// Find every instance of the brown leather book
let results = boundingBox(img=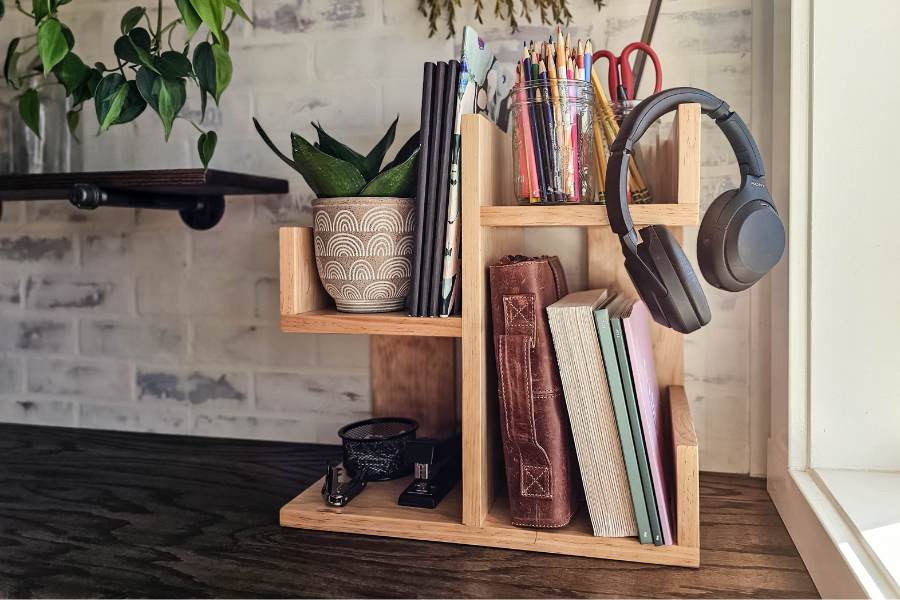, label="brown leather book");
[489,255,580,528]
